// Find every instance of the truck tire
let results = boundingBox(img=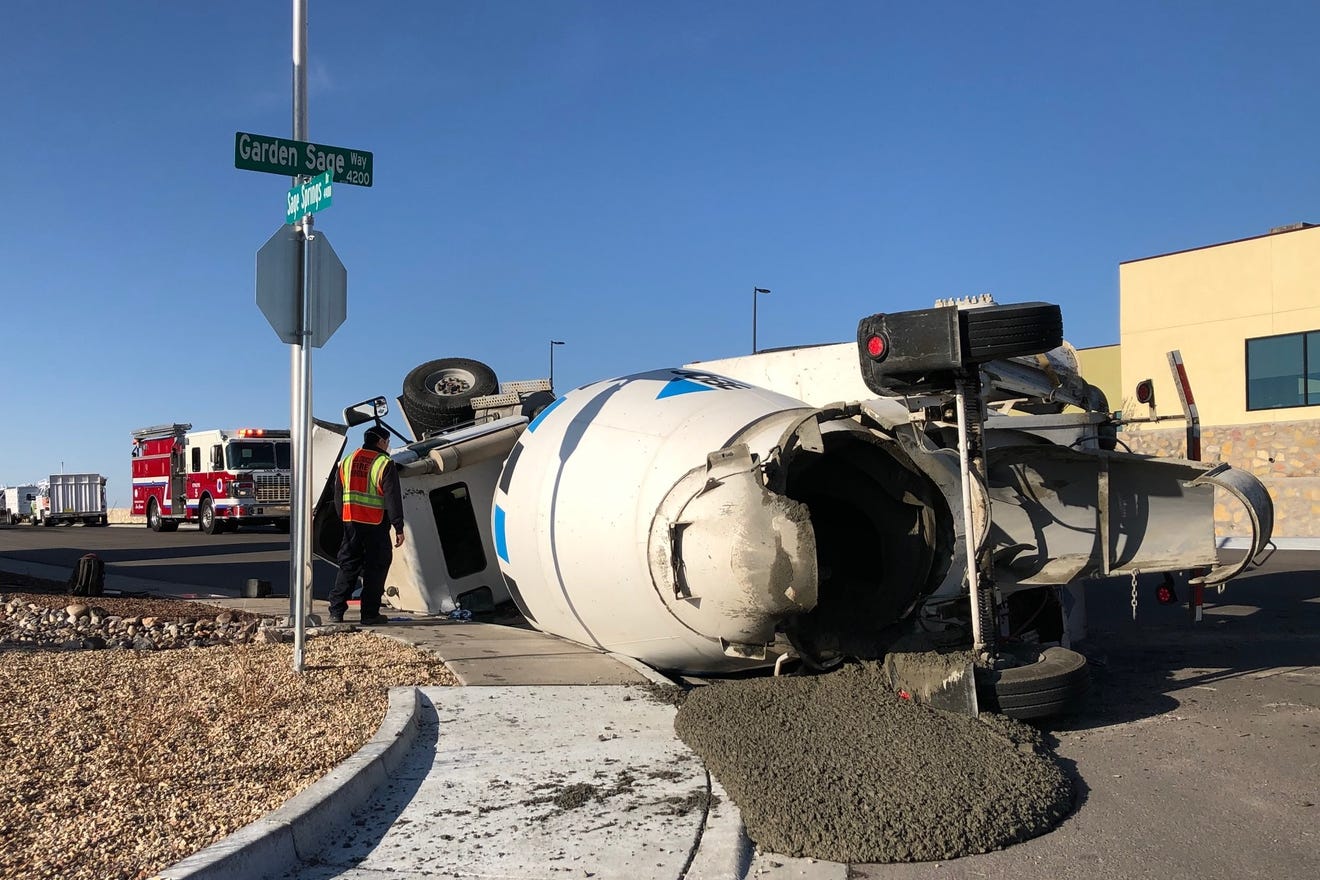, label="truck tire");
[405,406,472,438]
[199,497,219,535]
[148,499,164,533]
[977,645,1089,721]
[403,358,498,414]
[962,303,1063,364]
